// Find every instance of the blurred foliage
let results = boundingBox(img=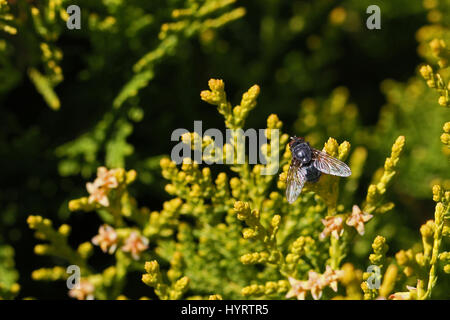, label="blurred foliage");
[0,245,20,299]
[0,0,448,299]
